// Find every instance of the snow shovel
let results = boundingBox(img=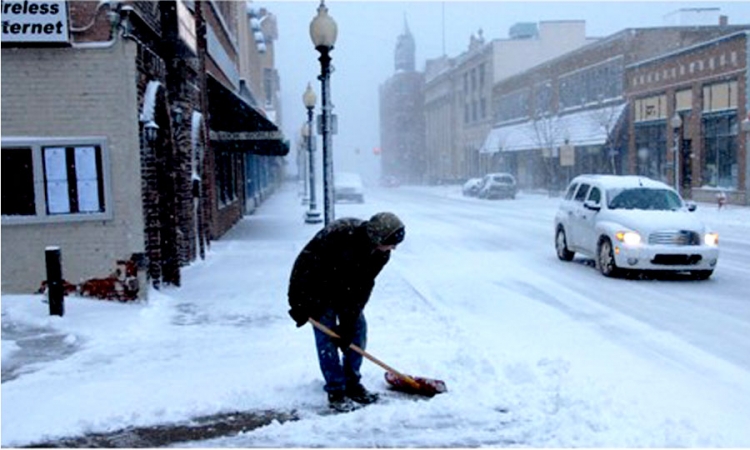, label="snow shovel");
[308,318,447,398]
